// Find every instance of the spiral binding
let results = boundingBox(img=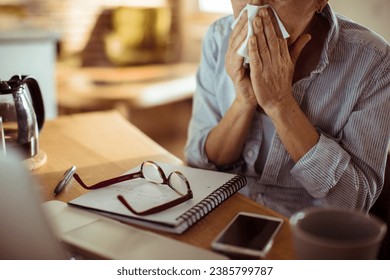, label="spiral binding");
[177,175,247,228]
